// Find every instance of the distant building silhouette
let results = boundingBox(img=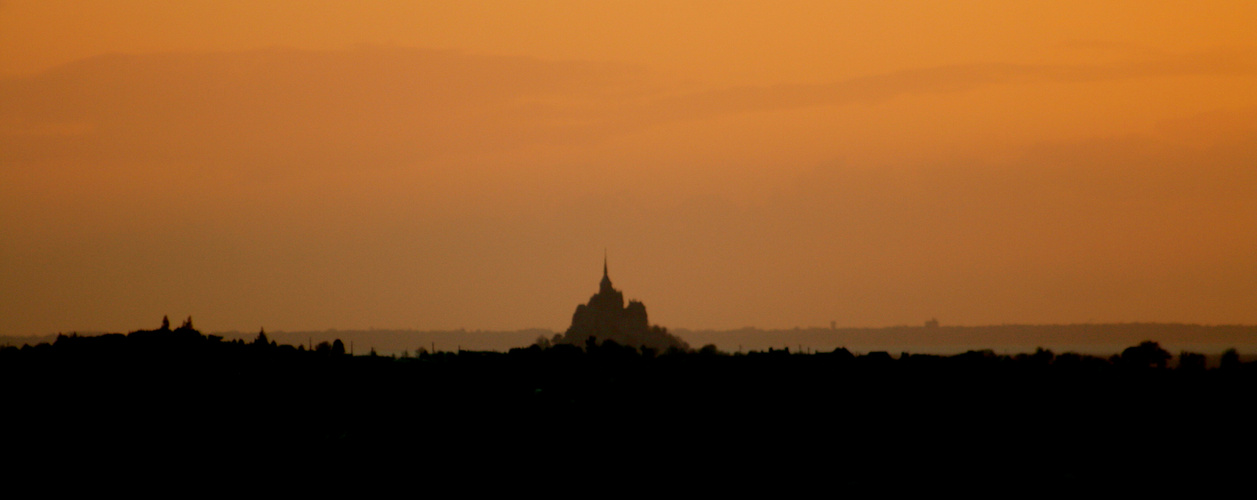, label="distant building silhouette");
[552,256,689,352]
